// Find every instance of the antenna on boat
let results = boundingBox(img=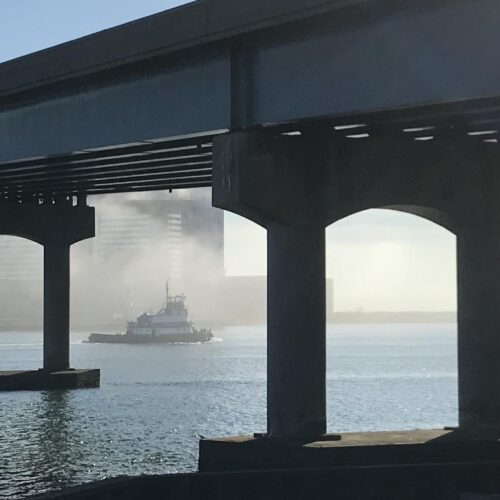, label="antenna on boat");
[165,280,169,303]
